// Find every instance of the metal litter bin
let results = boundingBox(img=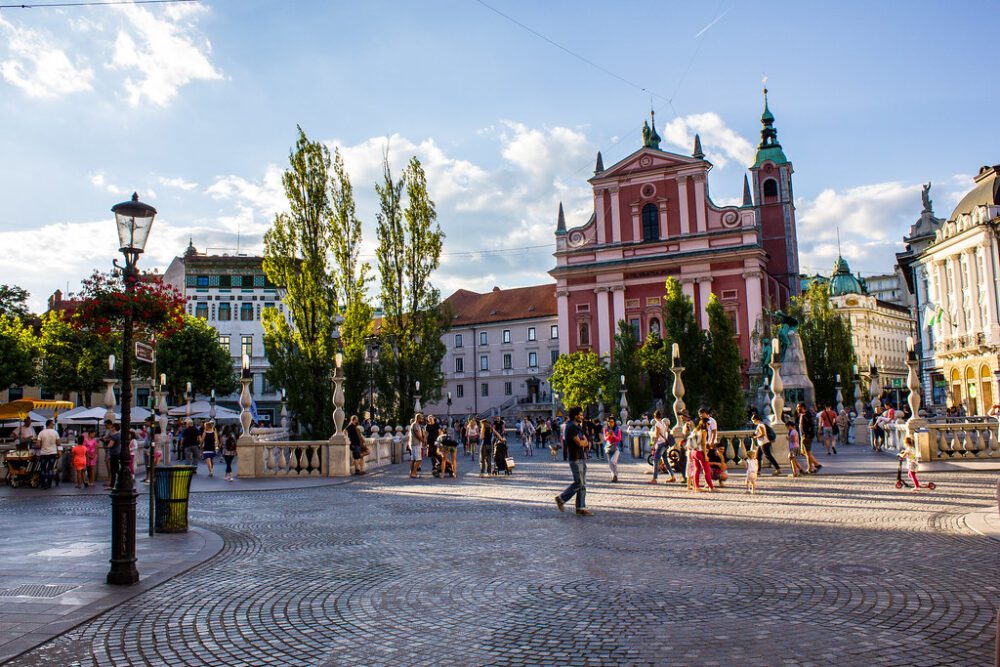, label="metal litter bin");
[154,465,195,533]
